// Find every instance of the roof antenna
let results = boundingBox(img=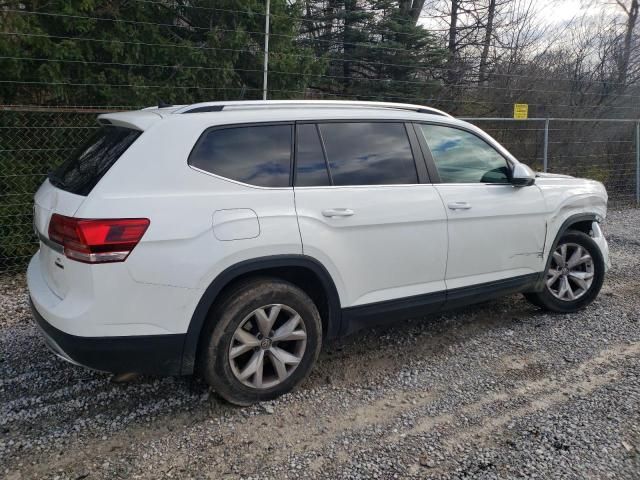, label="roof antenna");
[158,99,172,108]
